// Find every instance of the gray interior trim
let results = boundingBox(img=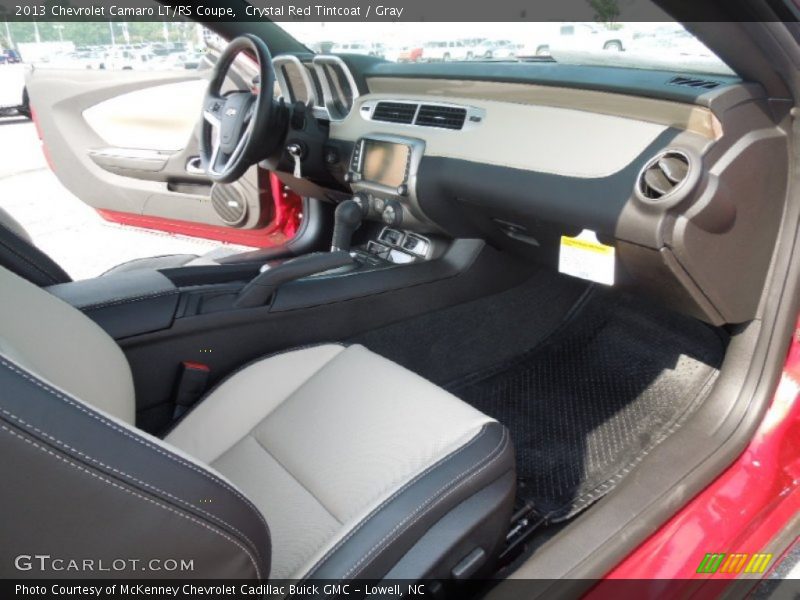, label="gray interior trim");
[362,61,742,104]
[493,18,800,592]
[303,422,514,582]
